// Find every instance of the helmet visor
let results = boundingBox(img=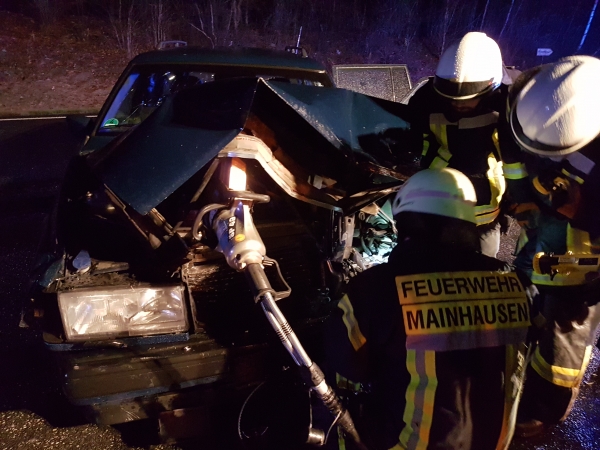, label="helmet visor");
[433,76,496,100]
